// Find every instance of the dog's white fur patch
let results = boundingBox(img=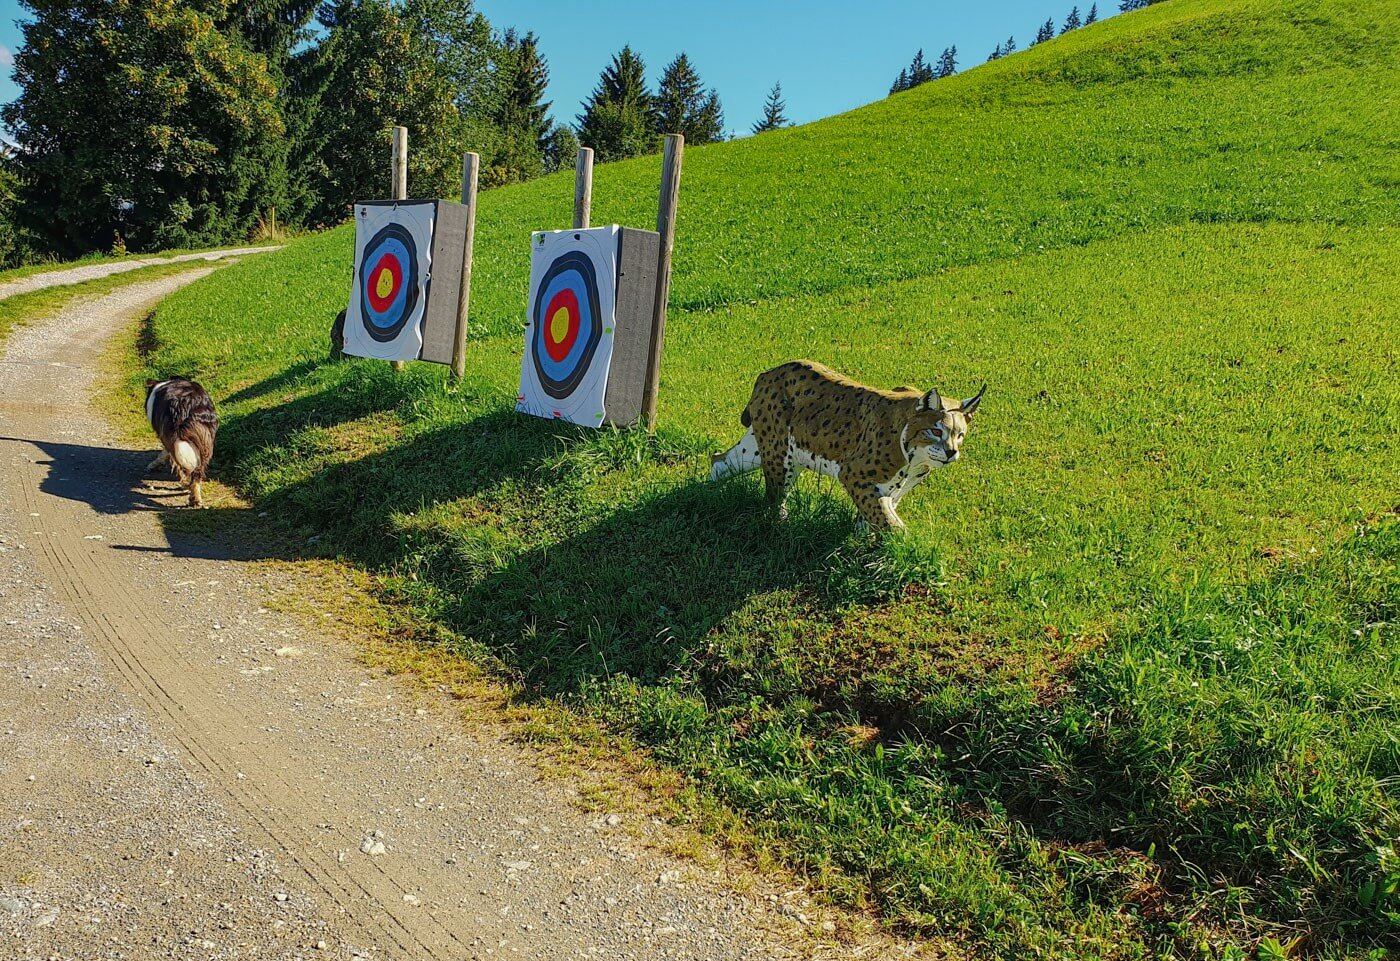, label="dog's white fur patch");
[173,440,199,472]
[145,379,169,427]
